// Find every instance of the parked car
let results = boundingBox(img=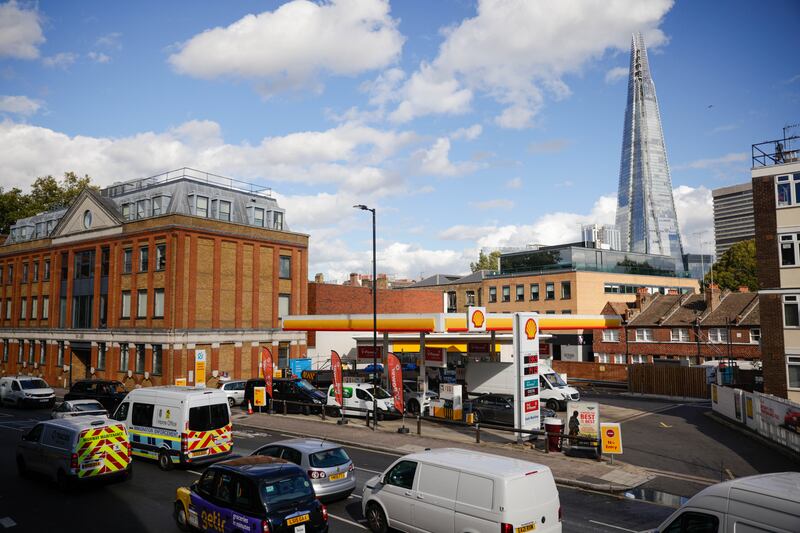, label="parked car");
[466,393,556,429]
[17,416,132,488]
[647,472,800,533]
[51,399,108,419]
[402,380,438,415]
[784,409,800,433]
[251,438,356,501]
[0,376,56,408]
[362,447,561,533]
[244,377,328,414]
[64,379,128,412]
[174,456,329,532]
[325,383,398,419]
[218,380,246,407]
